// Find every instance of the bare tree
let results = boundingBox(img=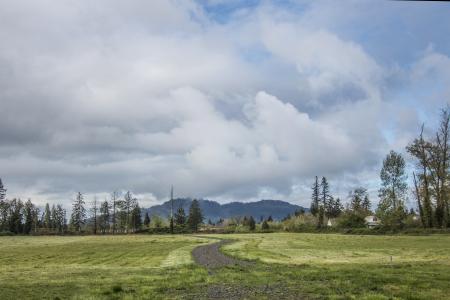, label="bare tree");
[407,125,433,227]
[111,191,119,234]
